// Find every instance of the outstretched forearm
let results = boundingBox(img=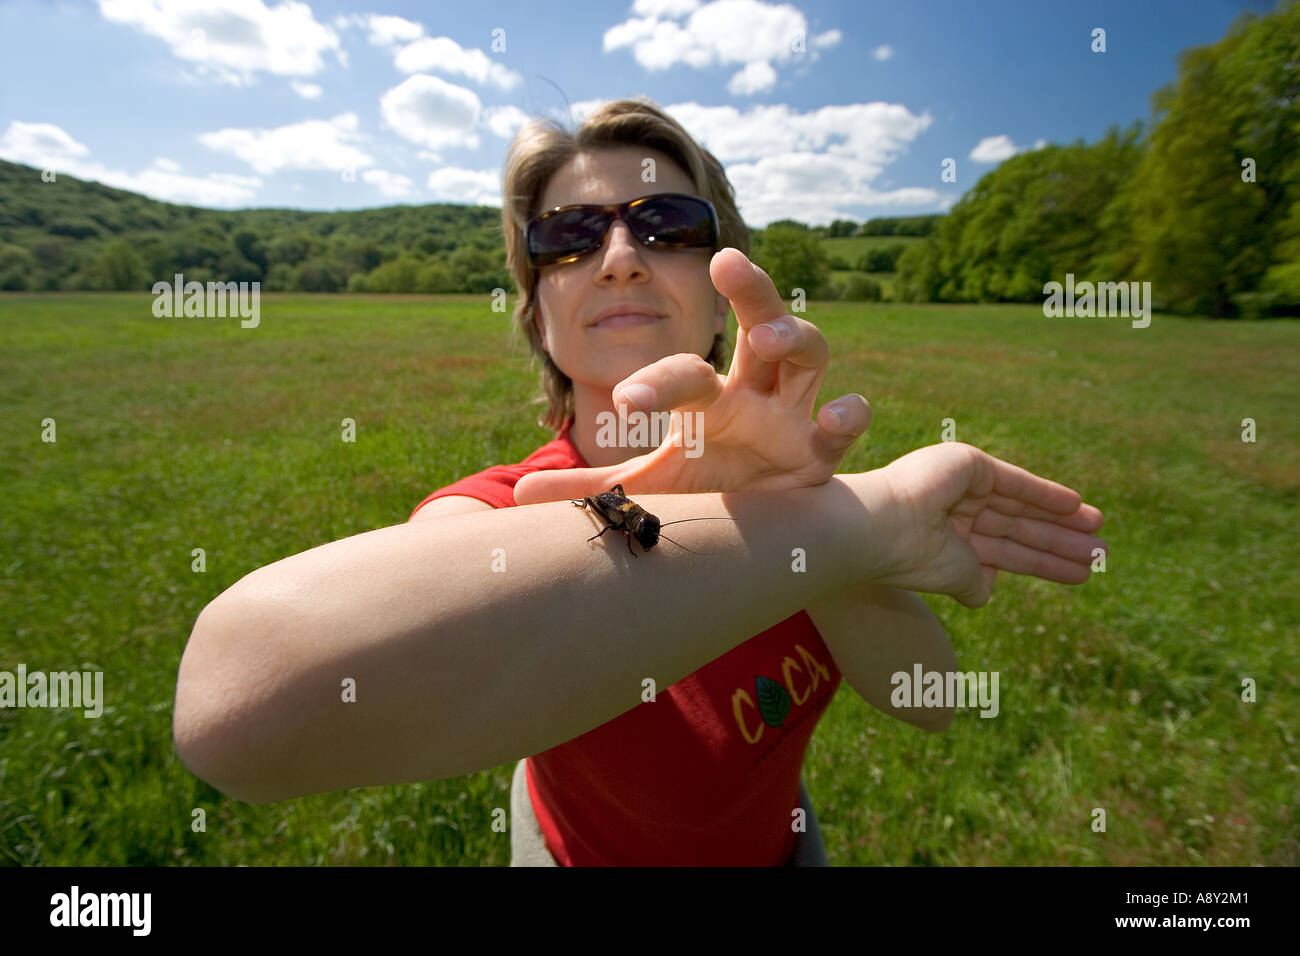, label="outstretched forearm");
[174,476,897,804]
[808,584,958,731]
